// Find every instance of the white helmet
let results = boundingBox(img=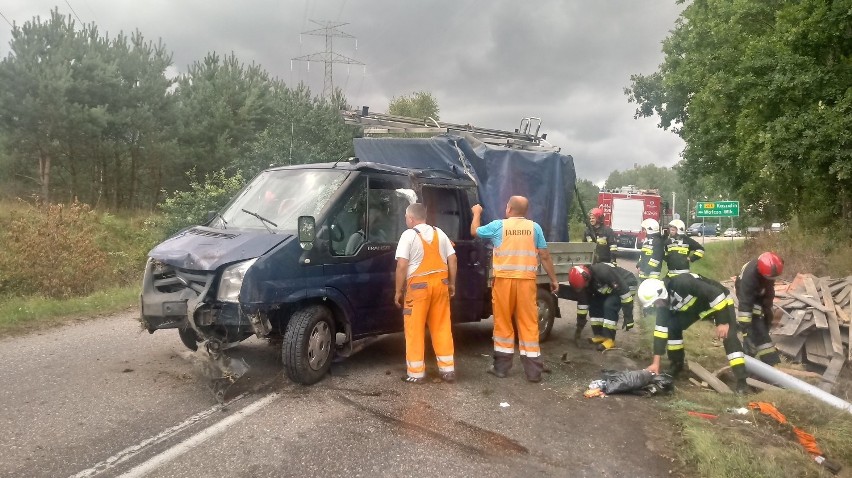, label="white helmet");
[669,219,686,235]
[638,279,668,307]
[641,218,660,235]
